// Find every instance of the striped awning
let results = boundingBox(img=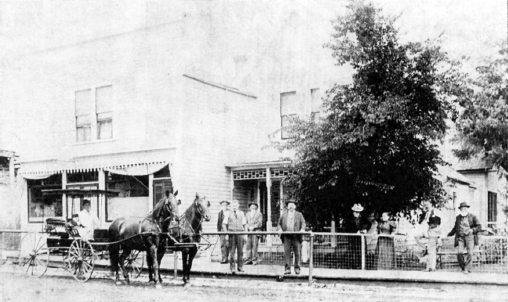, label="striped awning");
[19,148,175,176]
